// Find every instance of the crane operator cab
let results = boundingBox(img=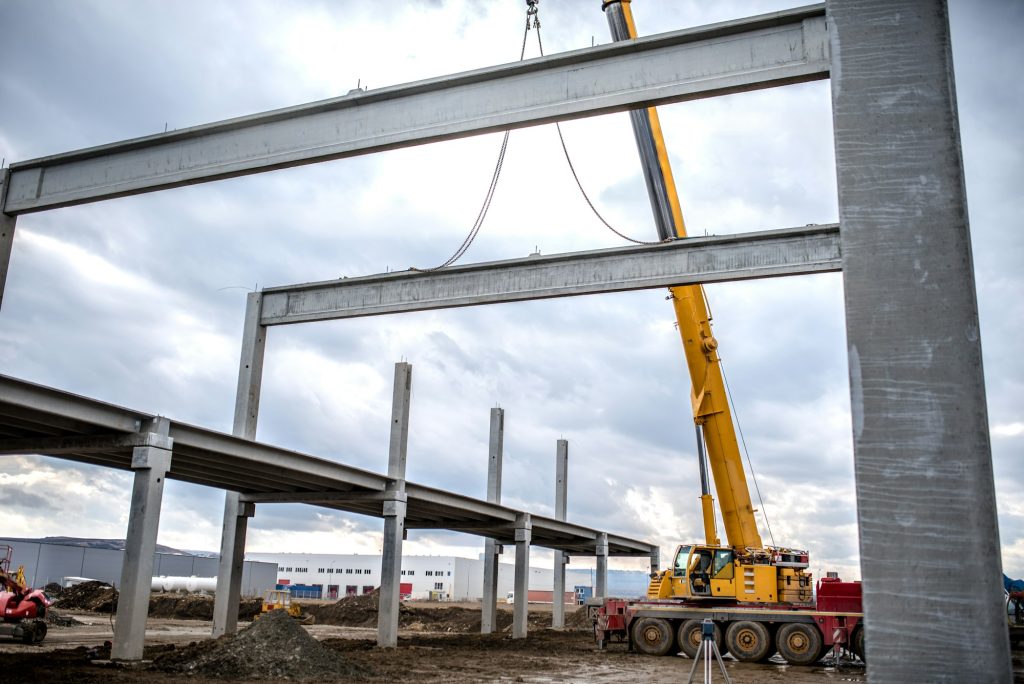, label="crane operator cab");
[659,544,738,600]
